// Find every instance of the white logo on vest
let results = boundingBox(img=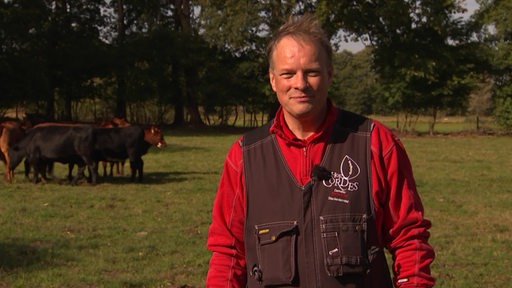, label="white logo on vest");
[323,155,361,203]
